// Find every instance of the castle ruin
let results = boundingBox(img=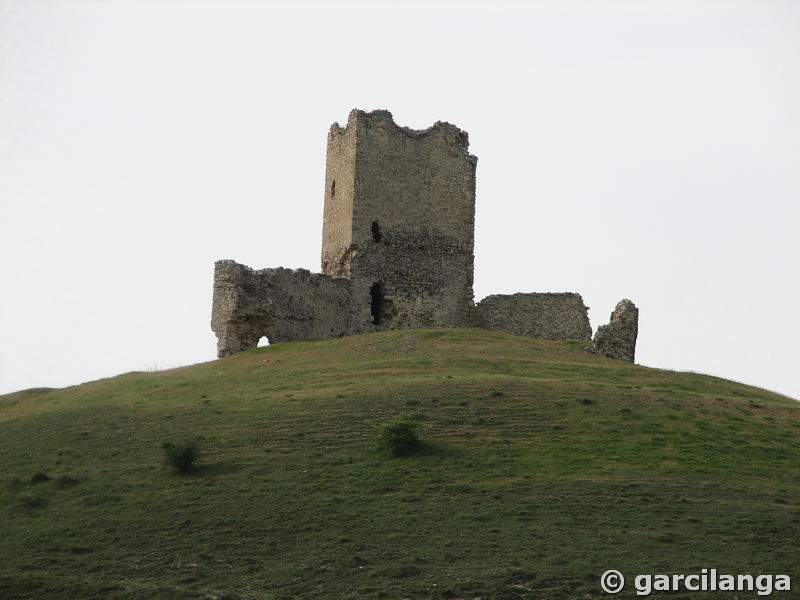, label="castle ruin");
[211,109,638,361]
